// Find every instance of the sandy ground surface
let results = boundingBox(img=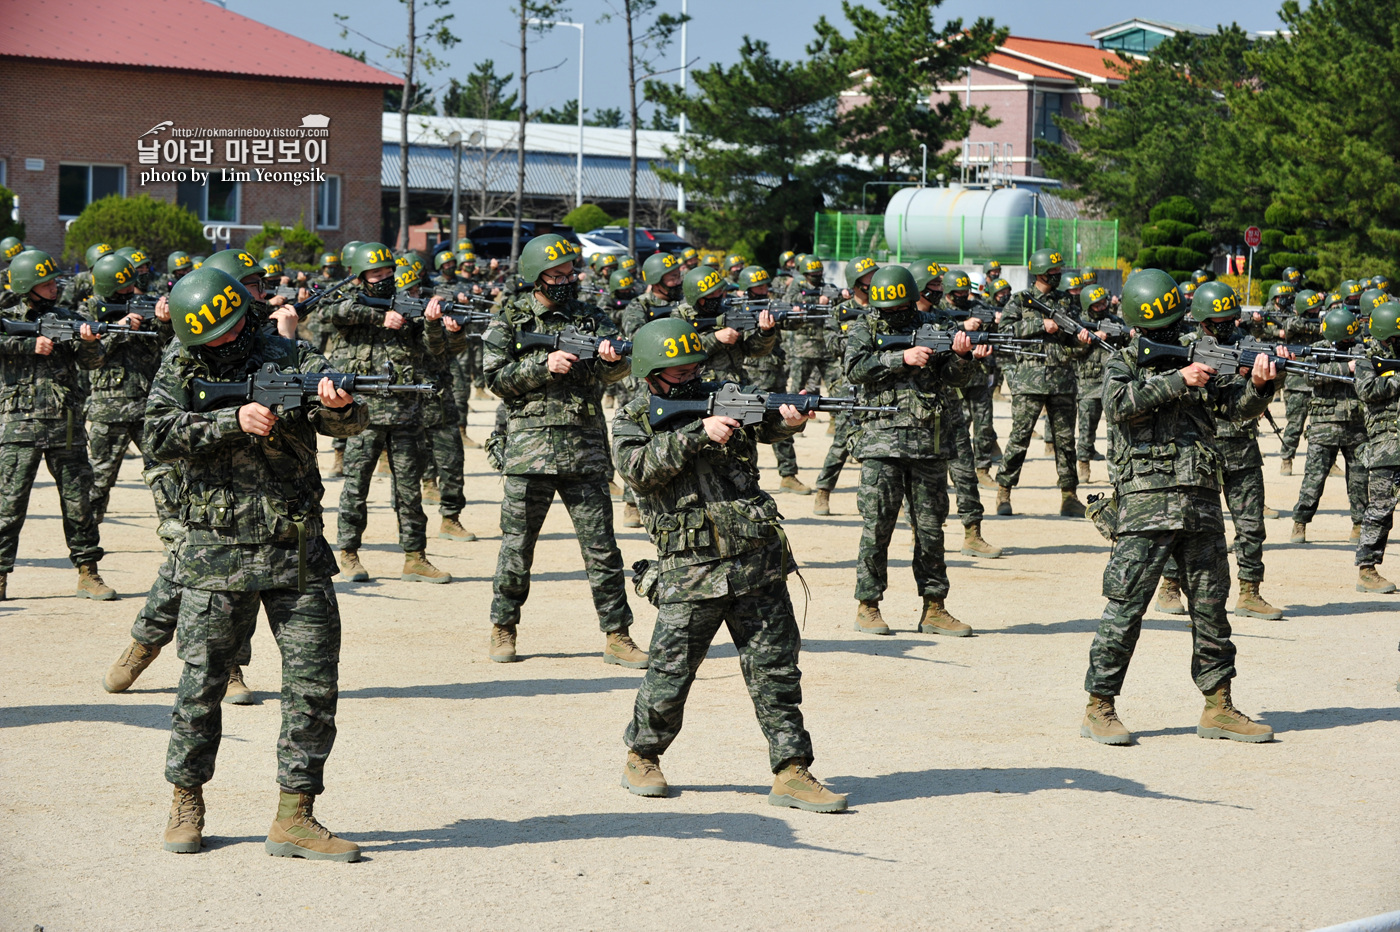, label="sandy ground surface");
[1,393,1397,932]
